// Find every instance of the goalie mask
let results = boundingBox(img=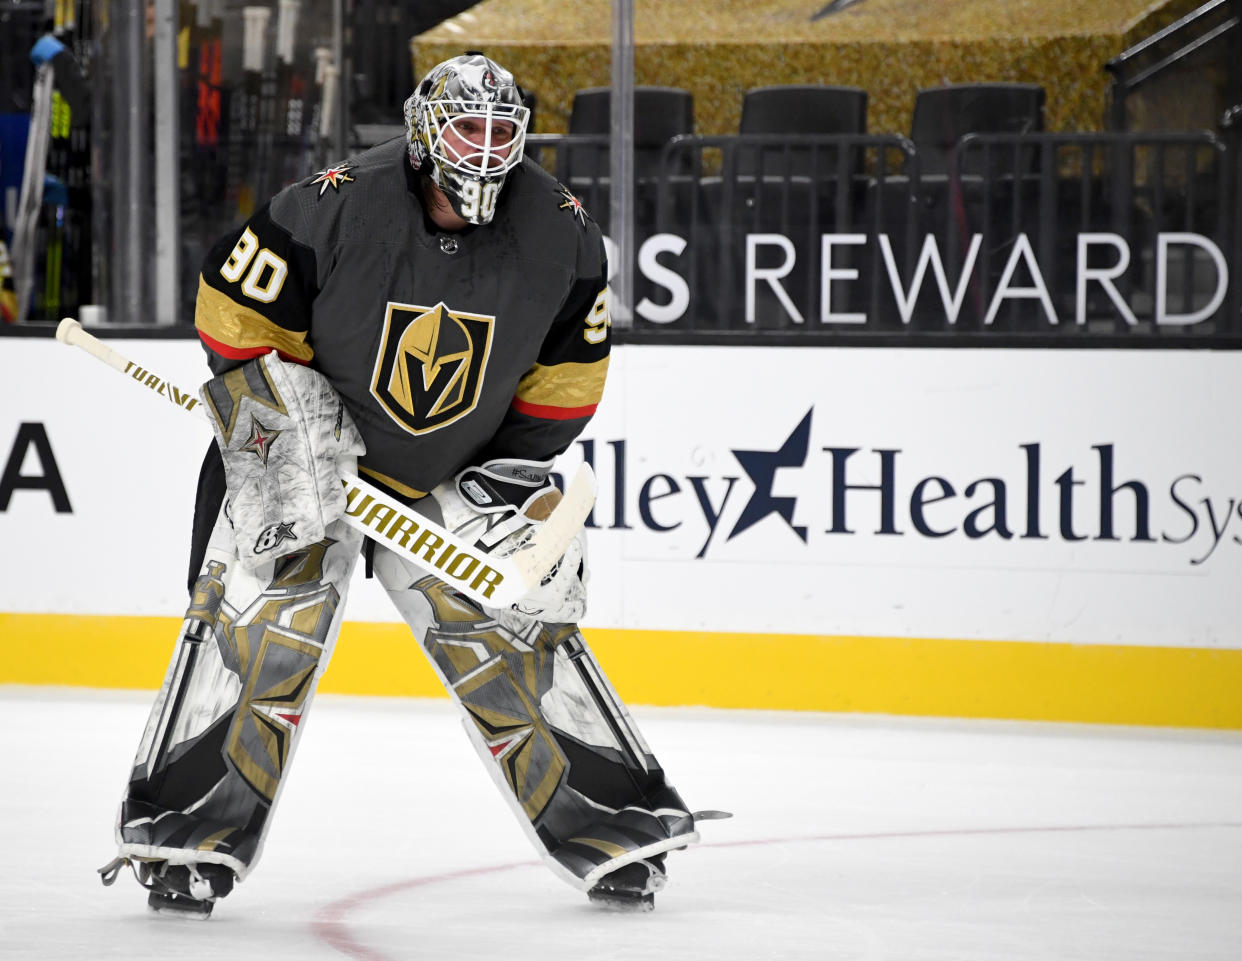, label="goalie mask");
[404,54,530,225]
